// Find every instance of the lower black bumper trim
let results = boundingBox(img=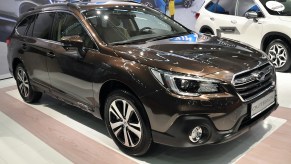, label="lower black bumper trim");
[152,103,278,147]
